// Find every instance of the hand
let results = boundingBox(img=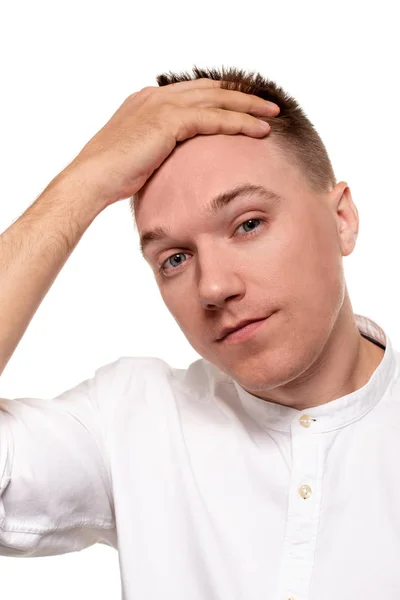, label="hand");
[65,78,280,208]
